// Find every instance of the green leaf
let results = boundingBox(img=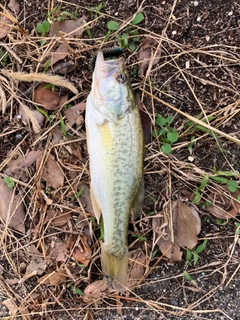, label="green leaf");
[107,20,120,31]
[129,29,139,36]
[161,143,172,154]
[132,12,144,25]
[184,271,192,282]
[43,60,51,73]
[198,175,209,191]
[60,113,67,136]
[210,176,229,184]
[36,23,44,34]
[71,188,84,201]
[72,286,84,296]
[214,170,238,177]
[84,23,92,38]
[156,115,167,127]
[186,248,192,263]
[227,180,238,193]
[167,130,179,143]
[42,20,51,33]
[104,29,111,42]
[151,248,158,259]
[193,252,199,265]
[166,116,173,124]
[195,239,208,254]
[4,176,15,188]
[192,190,201,204]
[99,218,104,240]
[132,233,147,241]
[129,43,136,51]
